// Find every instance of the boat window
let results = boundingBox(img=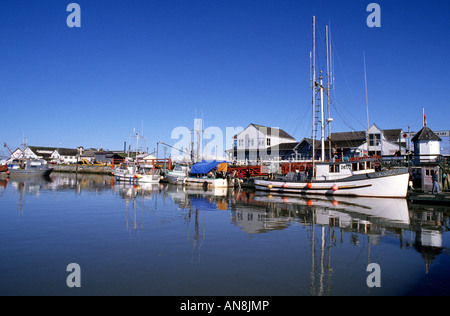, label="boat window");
[359,162,365,170]
[352,163,358,171]
[329,164,340,173]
